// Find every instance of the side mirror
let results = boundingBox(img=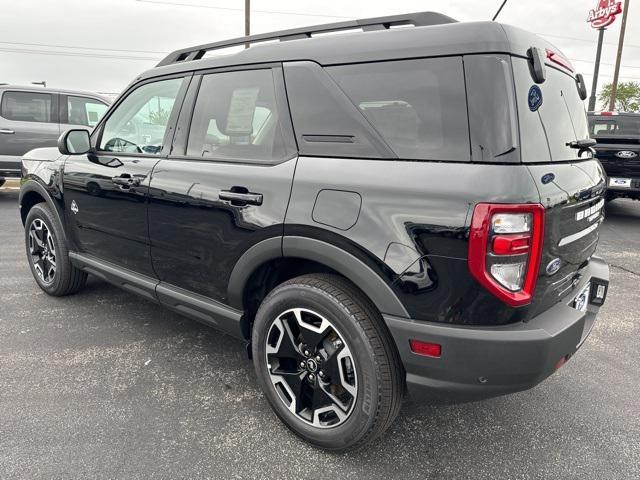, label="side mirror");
[58,129,91,155]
